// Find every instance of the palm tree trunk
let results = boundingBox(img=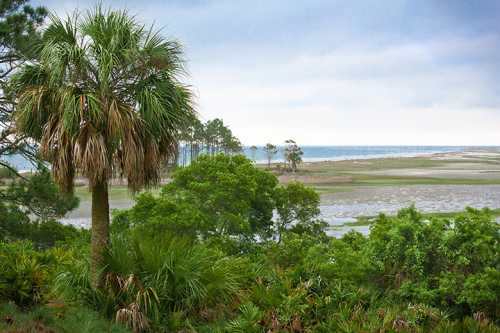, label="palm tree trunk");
[91,179,110,289]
